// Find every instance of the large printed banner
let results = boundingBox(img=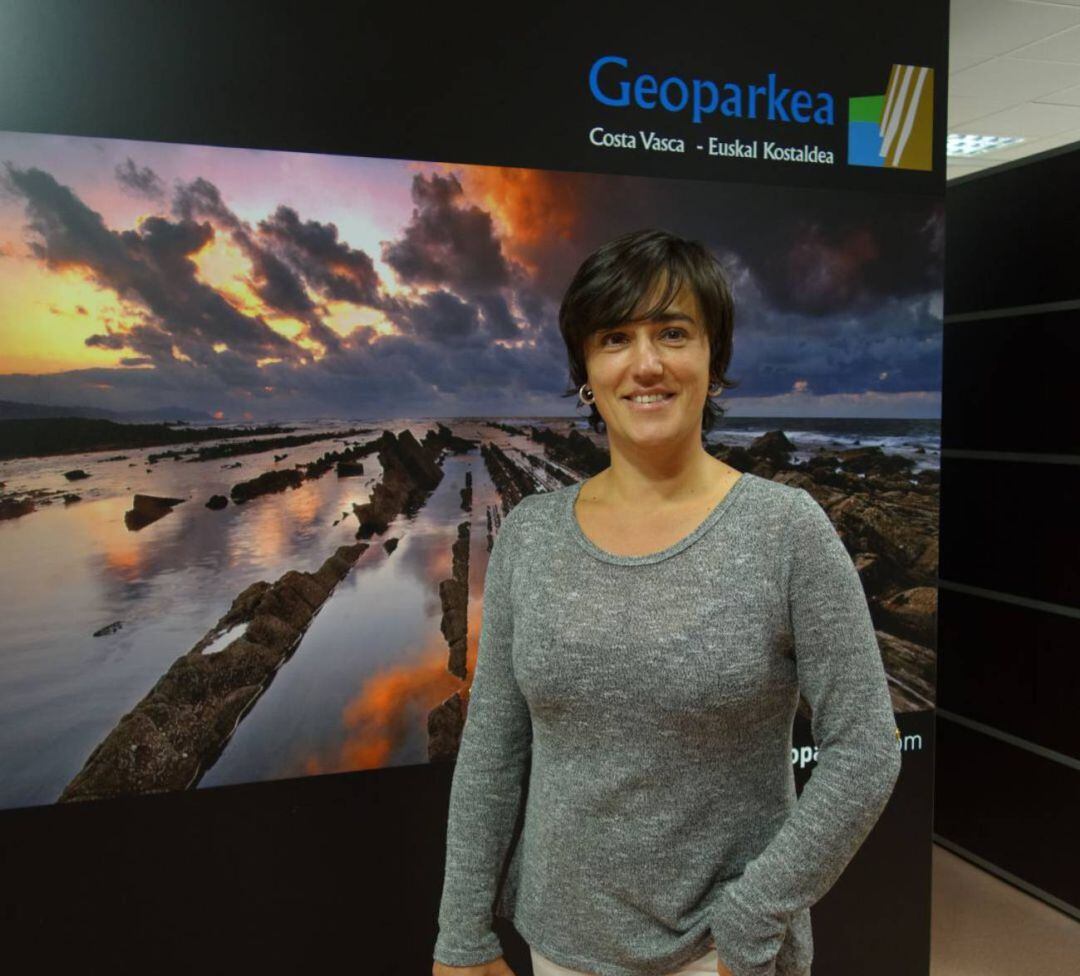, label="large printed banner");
[0,0,943,848]
[0,130,942,809]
